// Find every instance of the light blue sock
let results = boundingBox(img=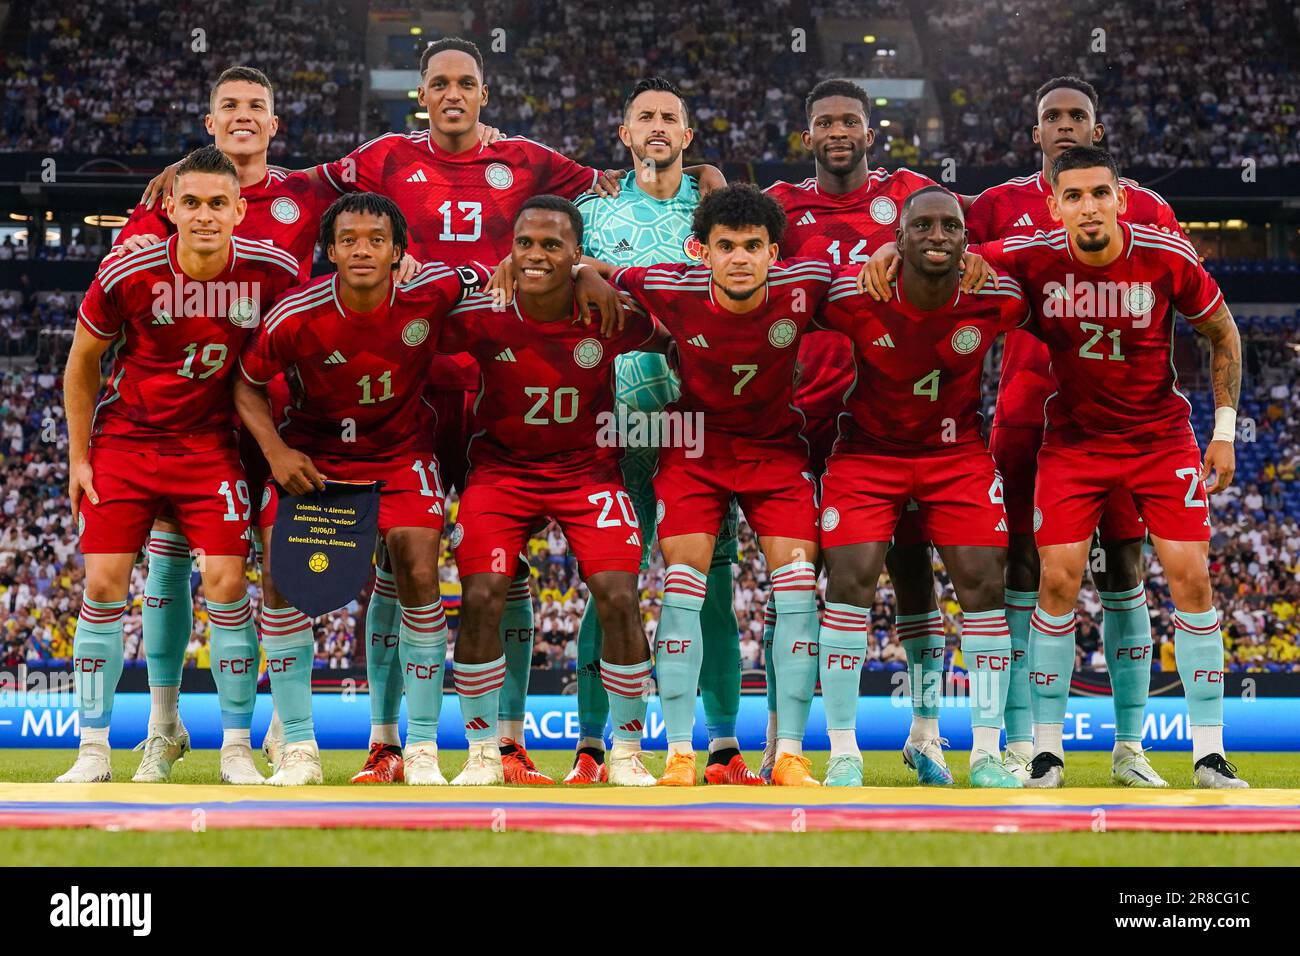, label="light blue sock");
[656,565,707,744]
[1173,608,1225,728]
[142,531,193,690]
[207,596,258,731]
[454,656,507,743]
[365,567,402,728]
[818,603,868,732]
[771,562,820,743]
[498,581,534,723]
[260,606,316,744]
[602,659,654,742]
[398,601,449,745]
[1028,606,1076,734]
[1002,589,1036,744]
[73,598,127,730]
[898,609,945,720]
[700,561,741,741]
[762,602,777,716]
[1101,584,1153,742]
[575,599,609,742]
[962,608,1012,732]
